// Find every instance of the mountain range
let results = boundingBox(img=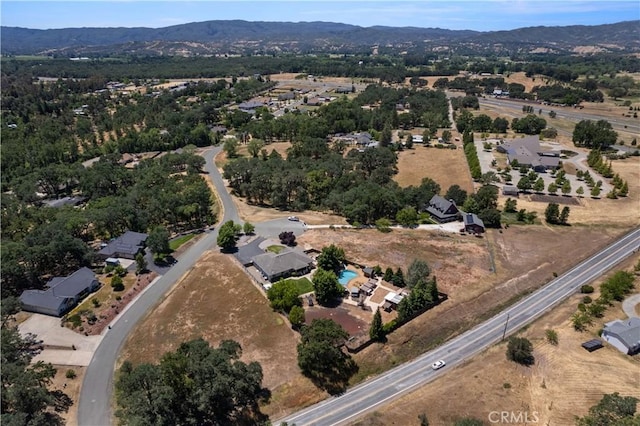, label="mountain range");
[2,19,639,56]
